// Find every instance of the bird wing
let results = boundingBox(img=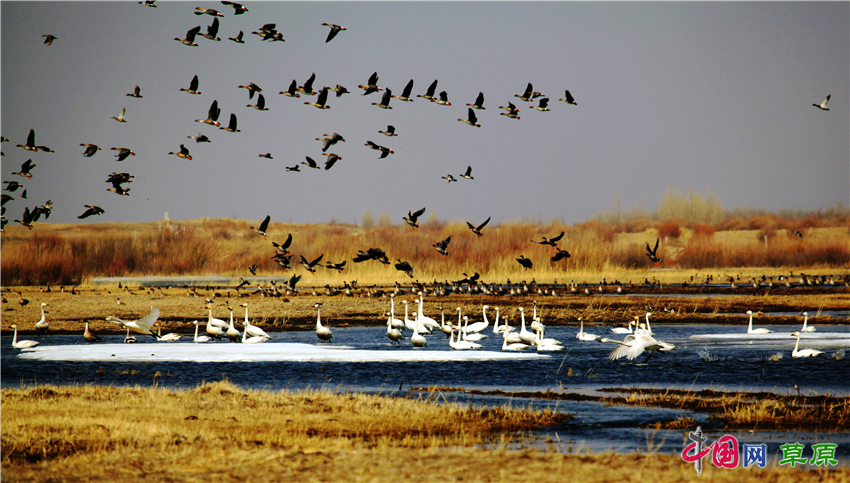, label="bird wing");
[208,100,219,119]
[539,98,549,108]
[551,232,565,243]
[380,89,392,105]
[467,108,478,124]
[523,83,533,96]
[303,72,316,91]
[136,306,161,331]
[324,154,338,170]
[256,94,265,109]
[367,72,379,85]
[477,217,491,231]
[186,25,201,41]
[466,221,476,231]
[412,207,426,219]
[402,79,413,97]
[464,166,473,176]
[281,233,292,250]
[189,75,199,91]
[258,215,270,232]
[26,129,35,147]
[304,156,317,168]
[310,254,324,266]
[475,92,484,106]
[208,17,219,35]
[426,79,437,96]
[316,87,328,105]
[227,113,238,129]
[325,26,339,43]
